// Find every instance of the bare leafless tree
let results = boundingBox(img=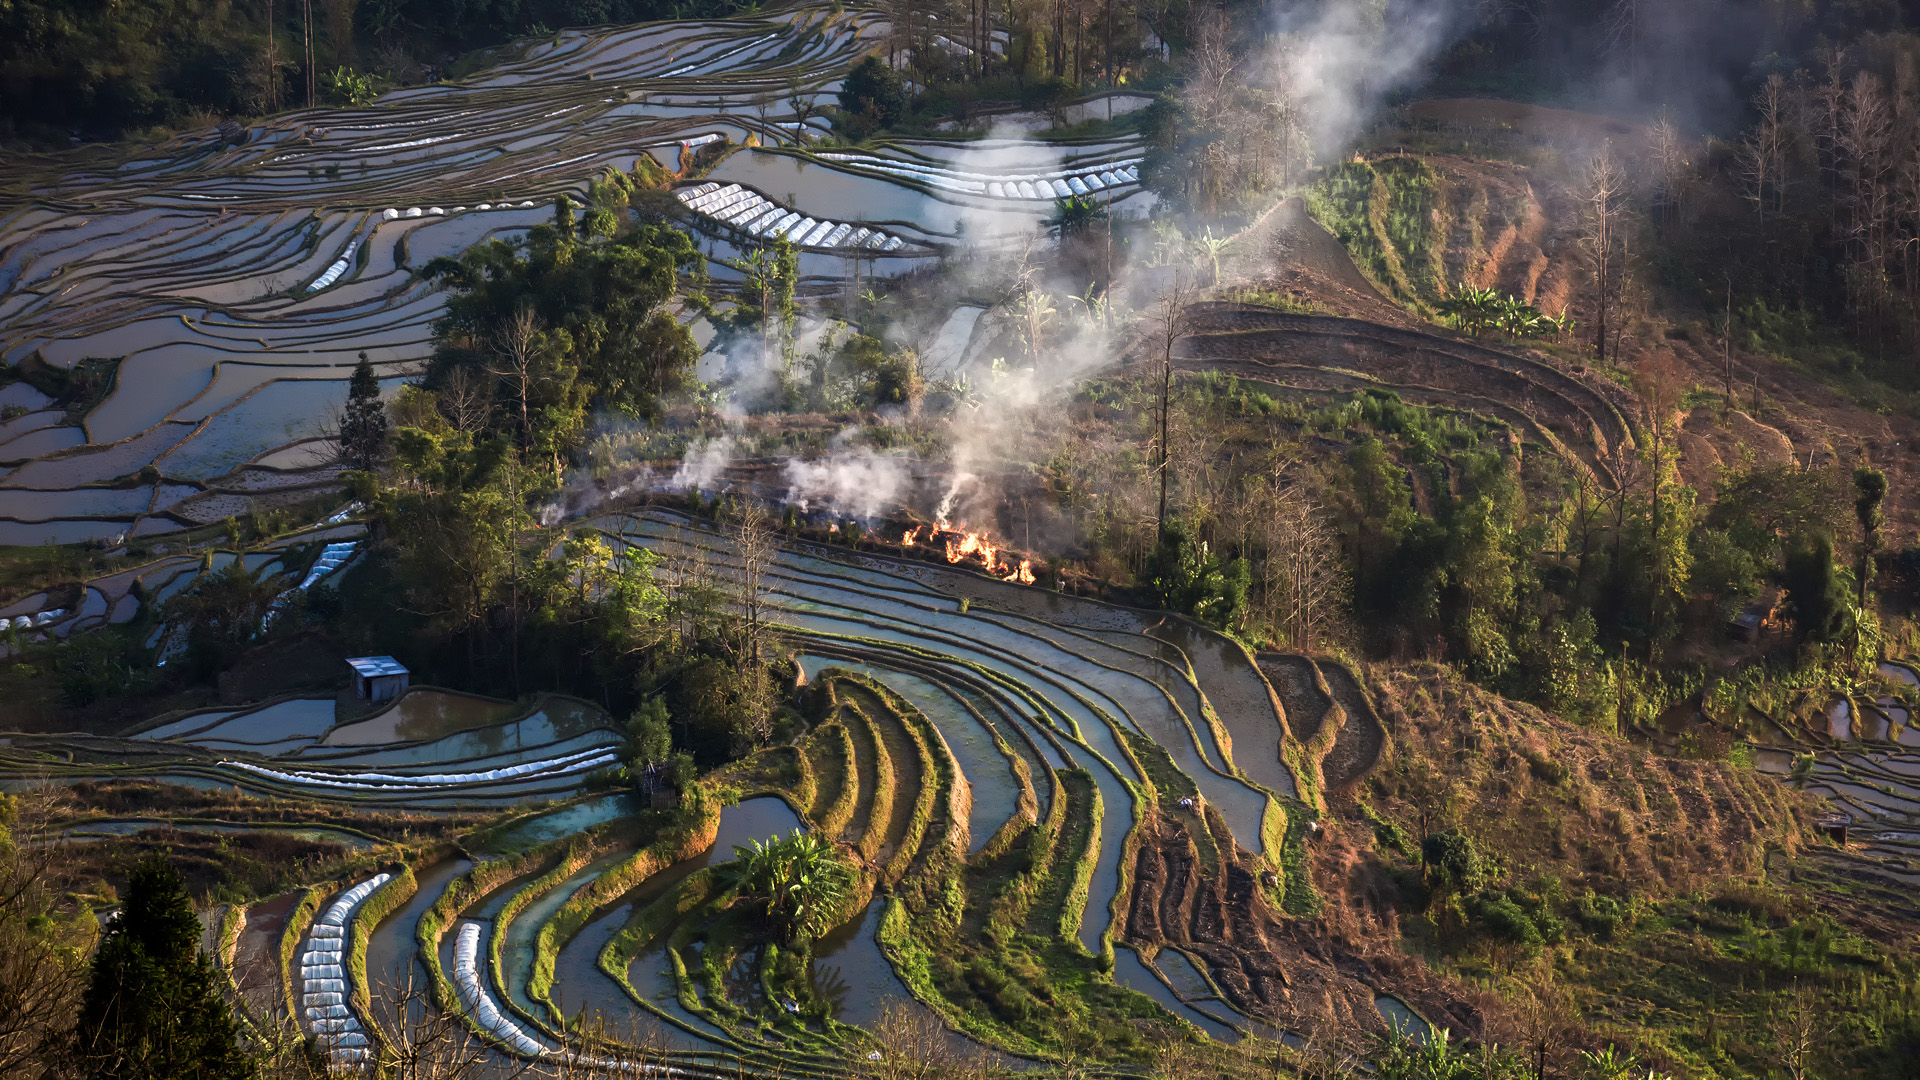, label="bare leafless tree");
[1646,107,1689,232]
[438,366,495,434]
[1838,70,1897,338]
[365,966,533,1080]
[731,498,775,669]
[727,499,778,755]
[865,1003,1000,1080]
[1259,480,1347,651]
[488,306,548,457]
[1154,272,1190,540]
[1773,982,1823,1080]
[1602,0,1639,81]
[1578,142,1628,368]
[0,790,89,1080]
[1735,76,1790,222]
